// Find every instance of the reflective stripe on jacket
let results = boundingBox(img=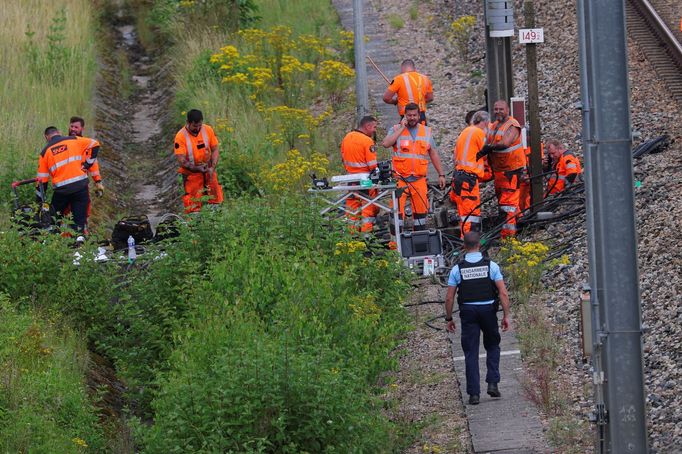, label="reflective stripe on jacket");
[340,130,377,174]
[392,124,431,177]
[487,116,525,171]
[548,151,582,194]
[454,125,486,178]
[388,71,433,115]
[37,136,98,190]
[174,125,218,175]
